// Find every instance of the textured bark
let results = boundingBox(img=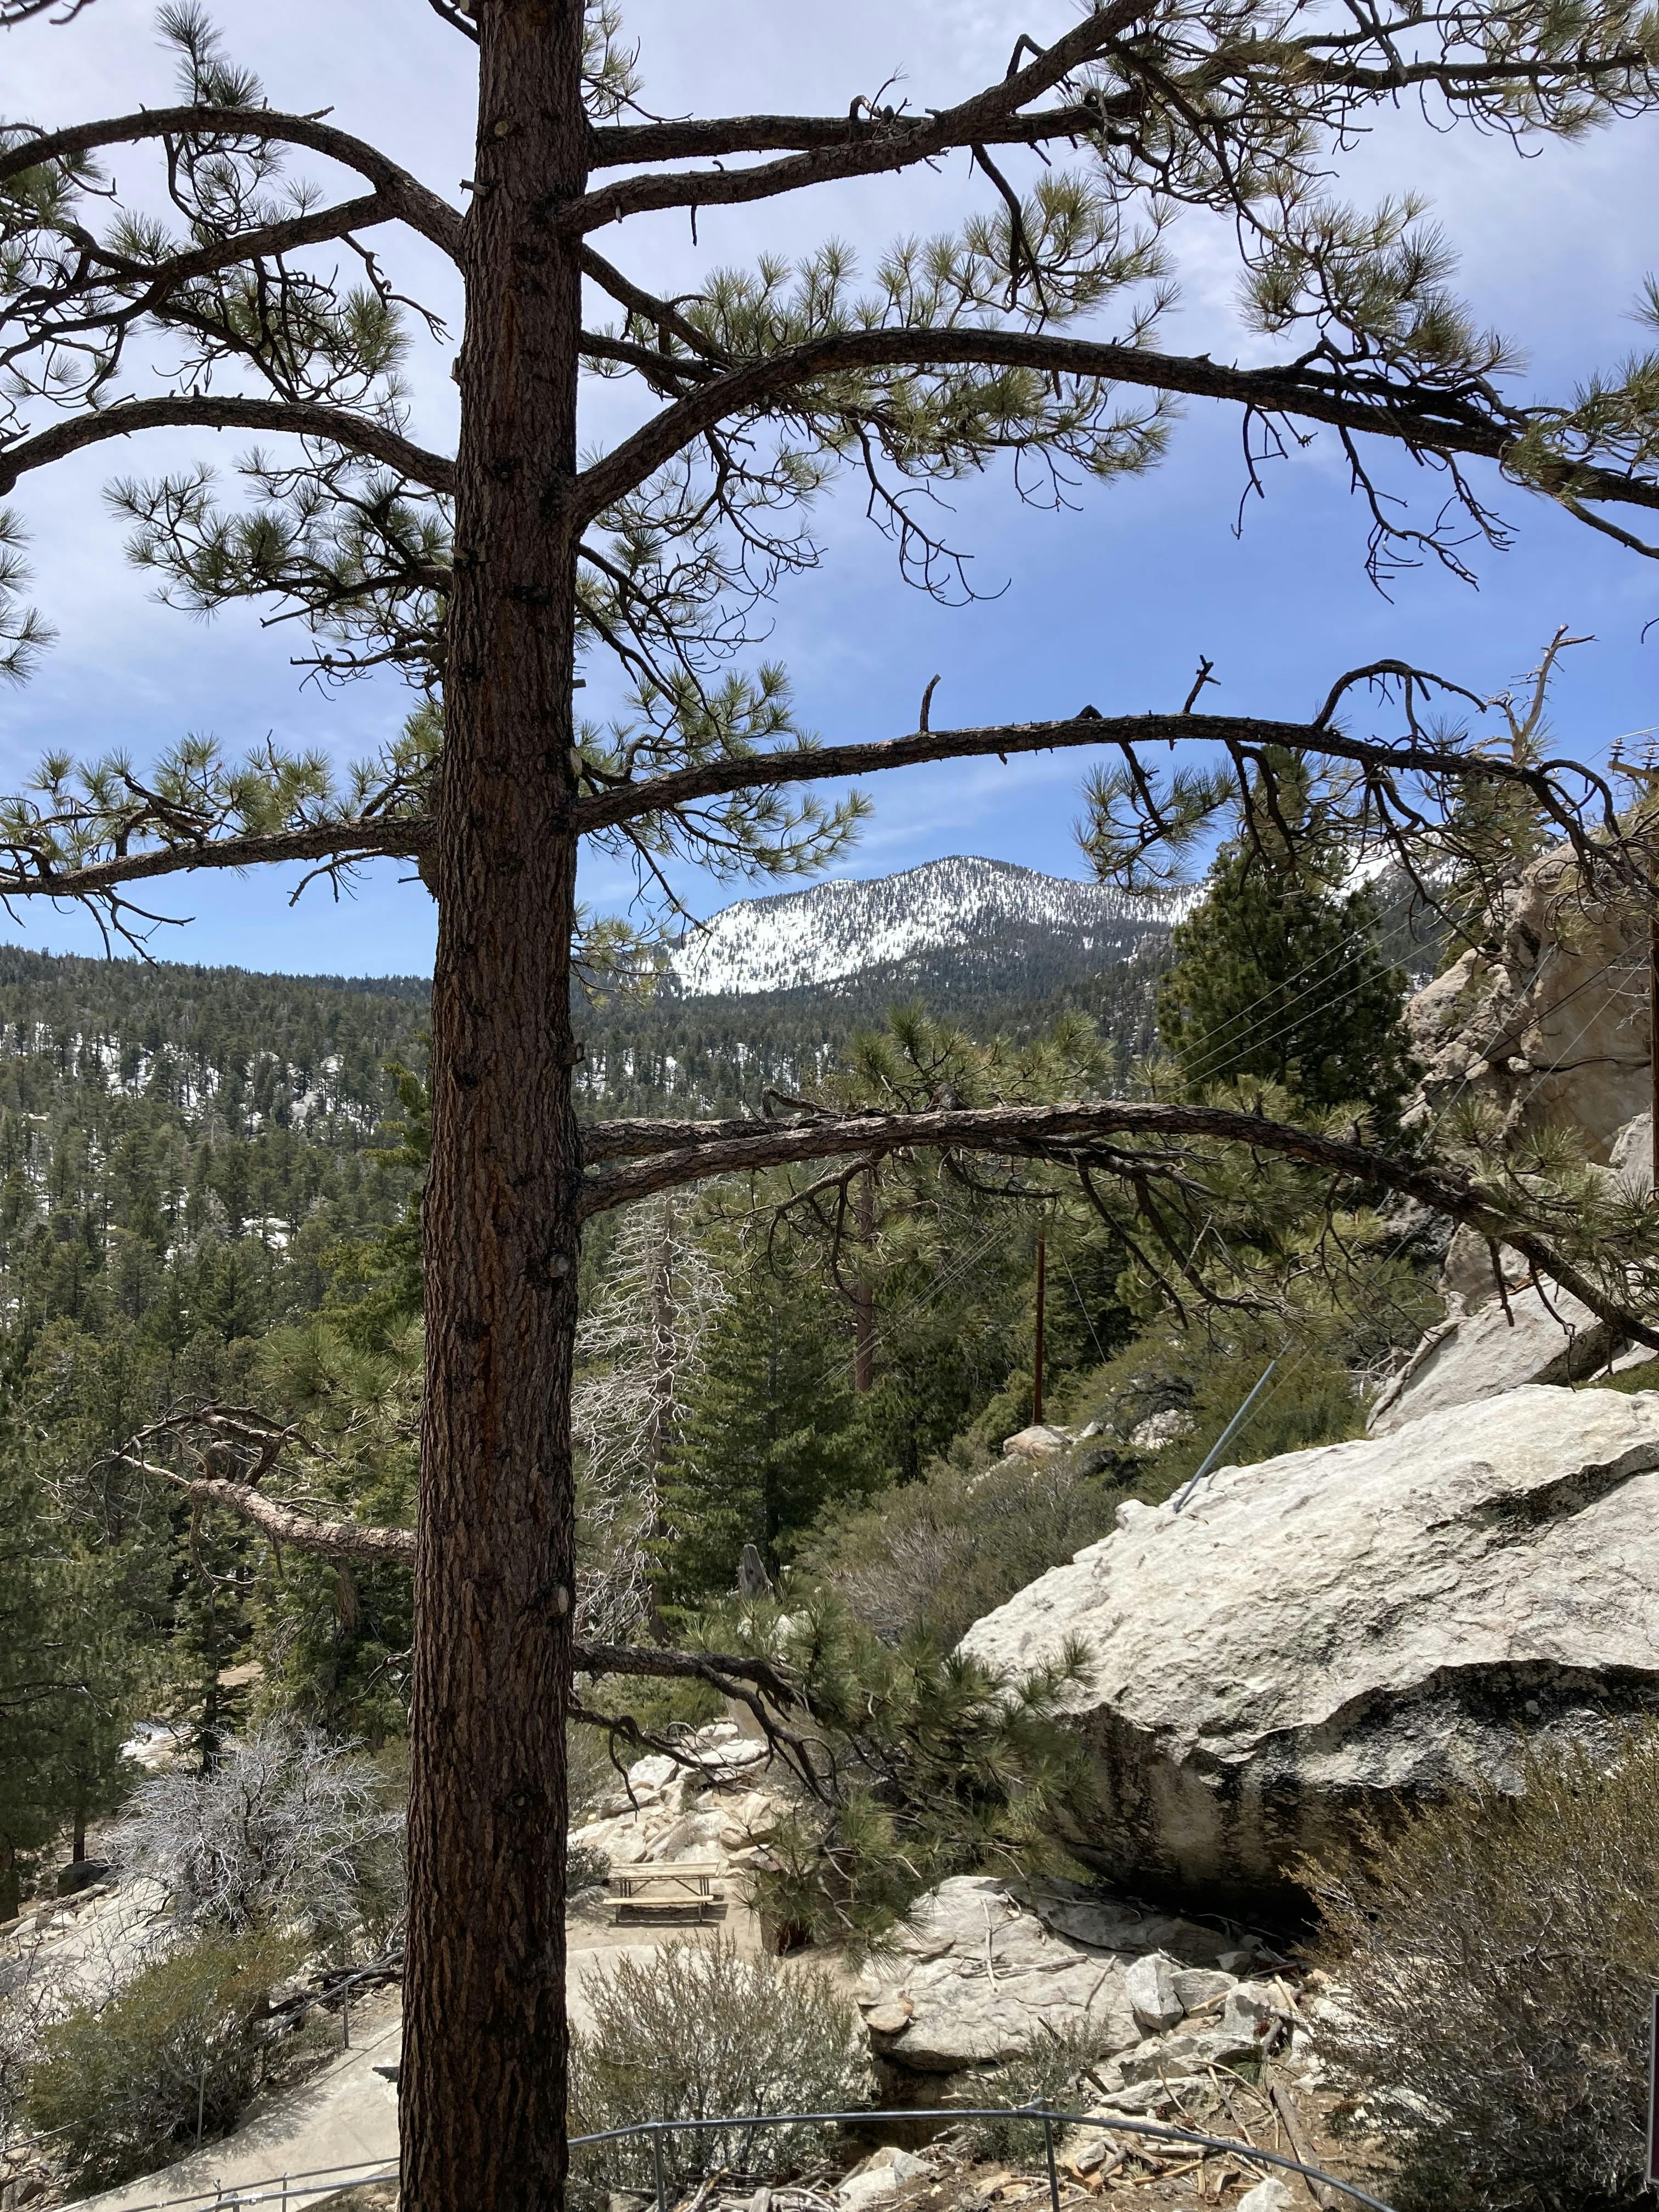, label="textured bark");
[402,6,587,2208]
